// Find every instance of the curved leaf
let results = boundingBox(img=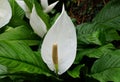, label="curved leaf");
[0,26,39,46]
[0,41,51,76]
[0,64,7,78]
[24,0,34,11]
[77,22,120,45]
[93,0,120,22]
[93,0,120,30]
[15,0,30,18]
[67,64,85,78]
[77,23,104,45]
[91,50,120,82]
[75,44,115,64]
[8,0,28,27]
